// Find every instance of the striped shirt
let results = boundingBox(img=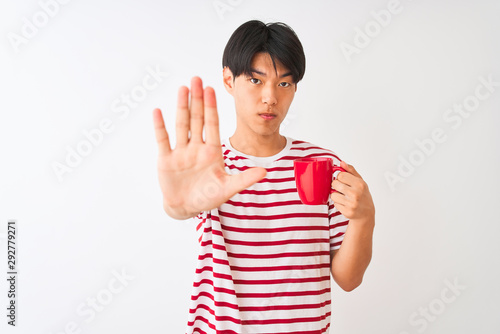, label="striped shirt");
[186,136,349,334]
